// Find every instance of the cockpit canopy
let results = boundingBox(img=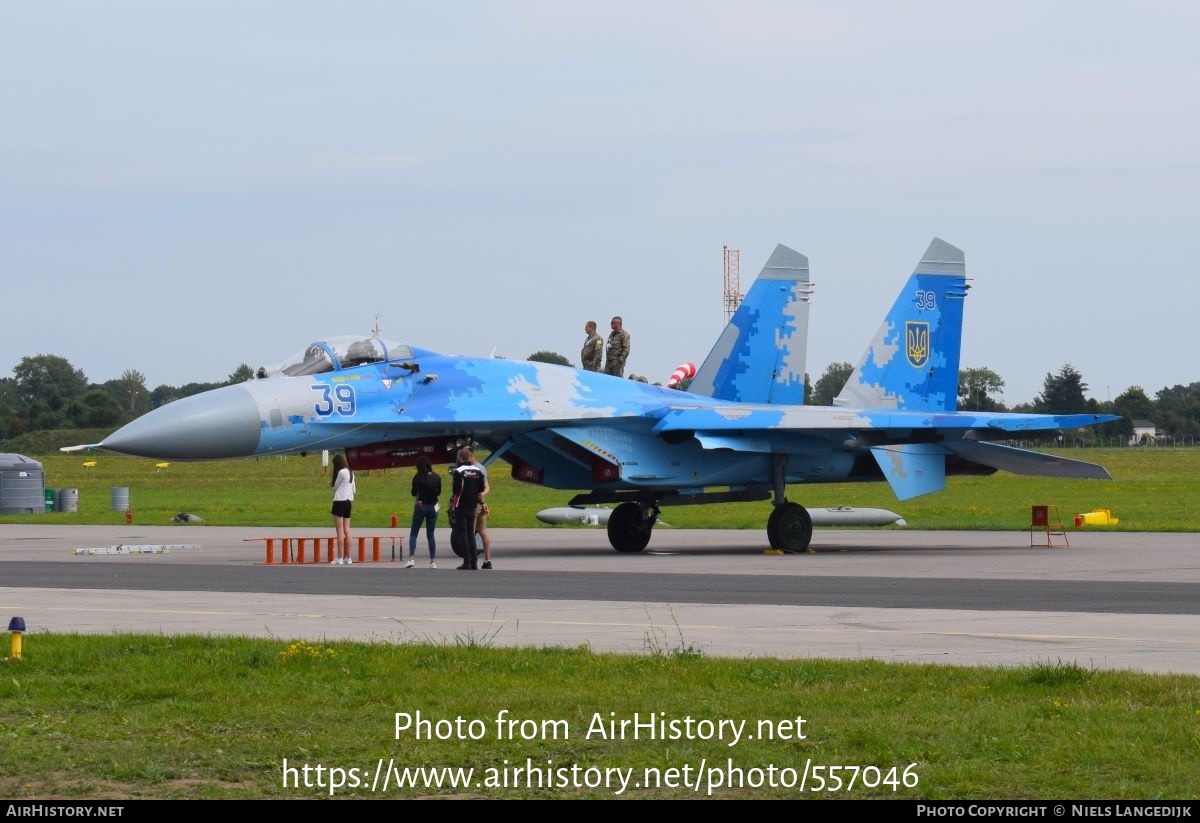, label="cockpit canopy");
[276,337,412,377]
